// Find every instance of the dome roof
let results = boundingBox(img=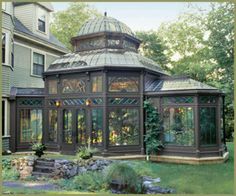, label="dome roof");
[77,15,136,37]
[47,49,166,75]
